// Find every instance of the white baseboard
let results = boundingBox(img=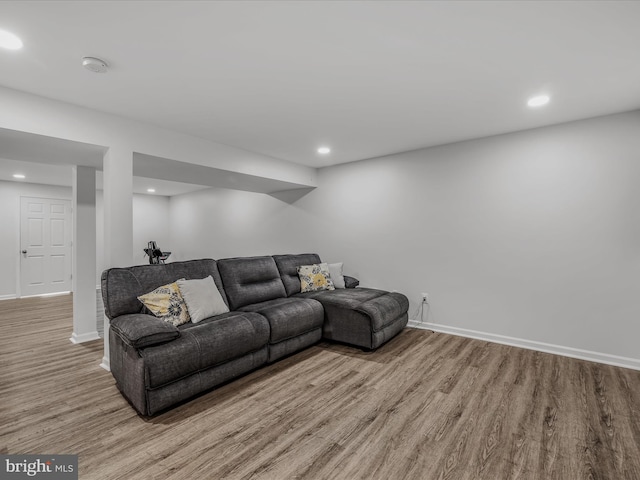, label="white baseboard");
[1,292,71,300]
[19,291,71,299]
[69,331,101,344]
[100,356,110,372]
[407,319,640,372]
